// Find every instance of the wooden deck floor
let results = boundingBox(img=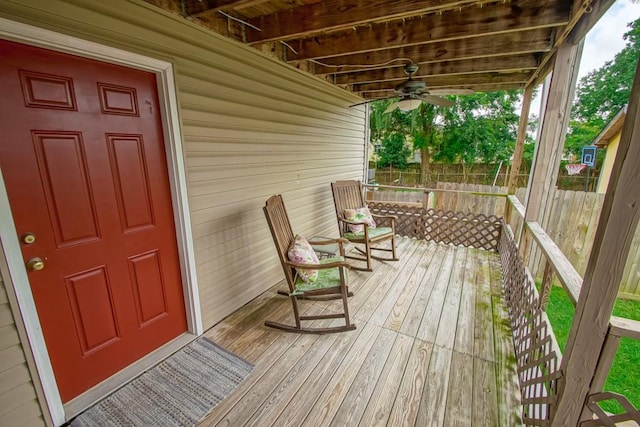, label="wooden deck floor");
[199,237,522,427]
